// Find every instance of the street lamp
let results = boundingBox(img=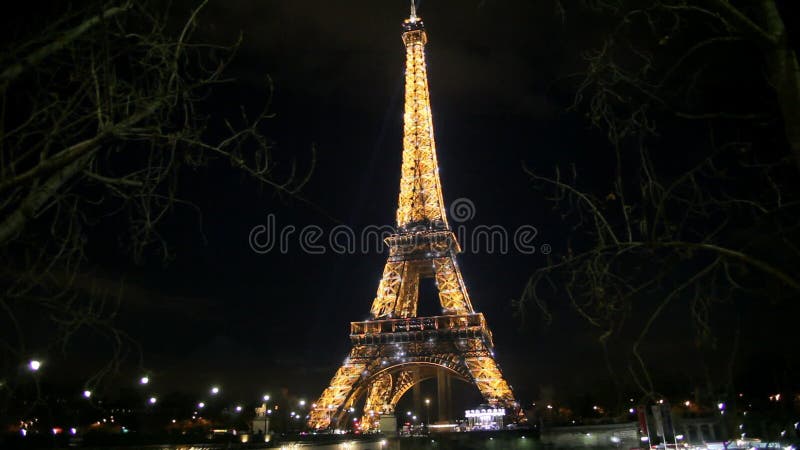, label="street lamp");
[257,399,271,441]
[28,360,41,372]
[149,396,157,405]
[210,386,220,395]
[425,398,431,431]
[83,390,92,399]
[140,376,149,385]
[265,408,272,440]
